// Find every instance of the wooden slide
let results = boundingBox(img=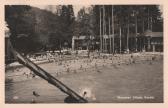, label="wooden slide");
[9,42,88,103]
